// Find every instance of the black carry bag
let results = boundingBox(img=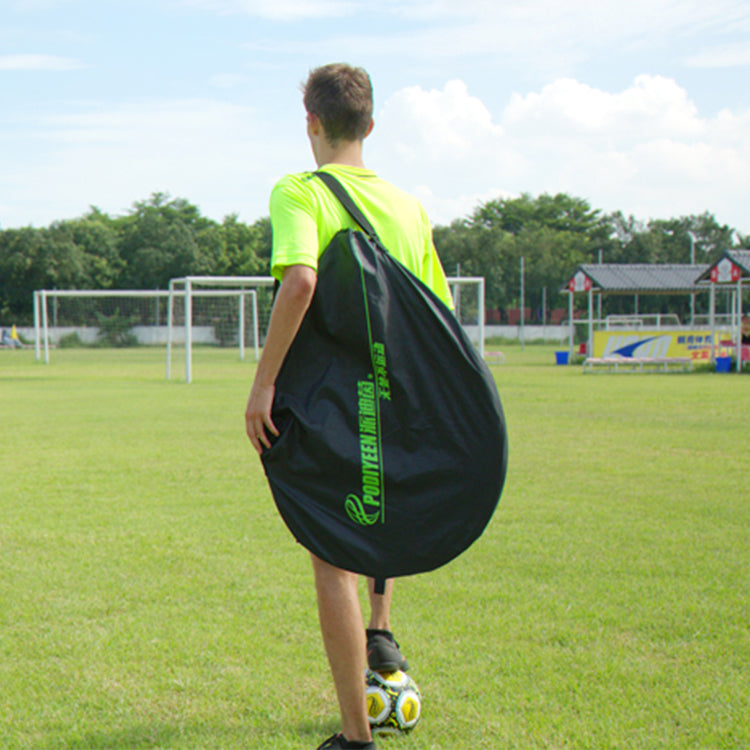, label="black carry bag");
[261,171,508,581]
